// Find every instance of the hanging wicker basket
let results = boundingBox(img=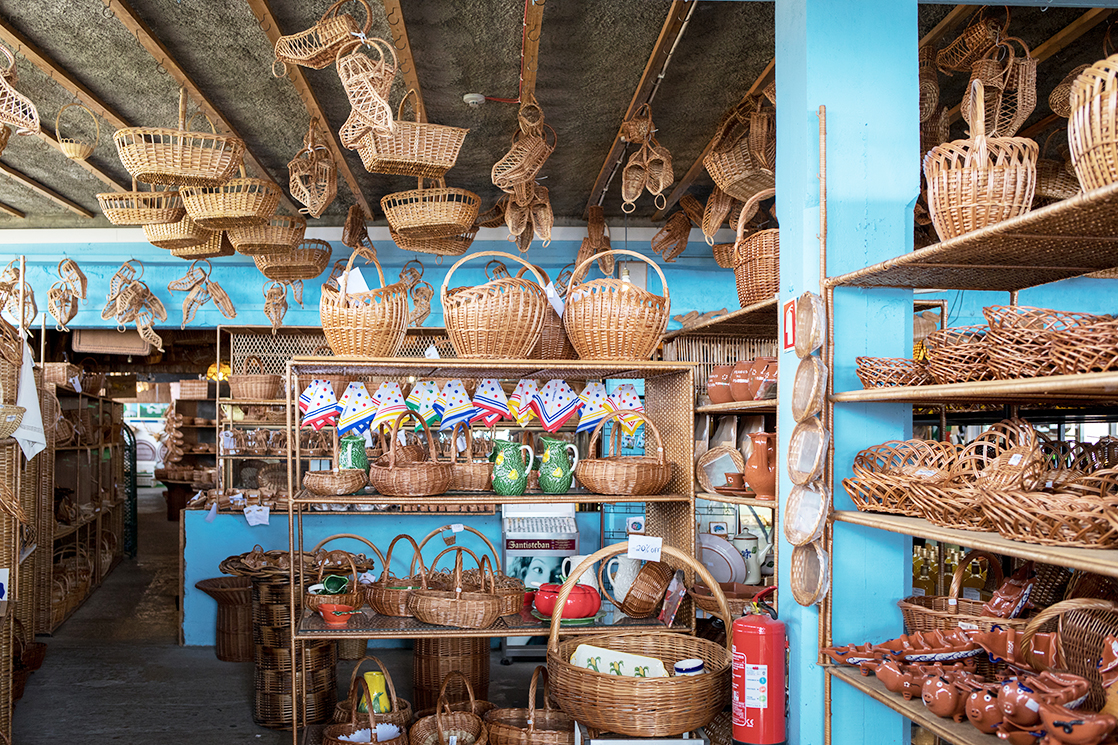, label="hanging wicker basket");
[1069,52,1118,191]
[228,355,282,400]
[320,250,409,357]
[98,179,185,226]
[0,45,38,135]
[274,0,371,71]
[254,239,331,281]
[508,264,576,360]
[733,188,778,308]
[492,124,557,192]
[441,251,548,359]
[144,214,213,251]
[368,411,452,498]
[354,89,469,178]
[227,213,307,257]
[564,249,669,361]
[336,37,398,135]
[180,167,281,230]
[576,410,672,497]
[169,230,234,260]
[703,99,774,203]
[382,178,480,240]
[288,118,337,218]
[391,226,477,257]
[55,103,99,161]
